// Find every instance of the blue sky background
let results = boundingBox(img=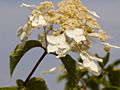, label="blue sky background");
[0,0,120,90]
